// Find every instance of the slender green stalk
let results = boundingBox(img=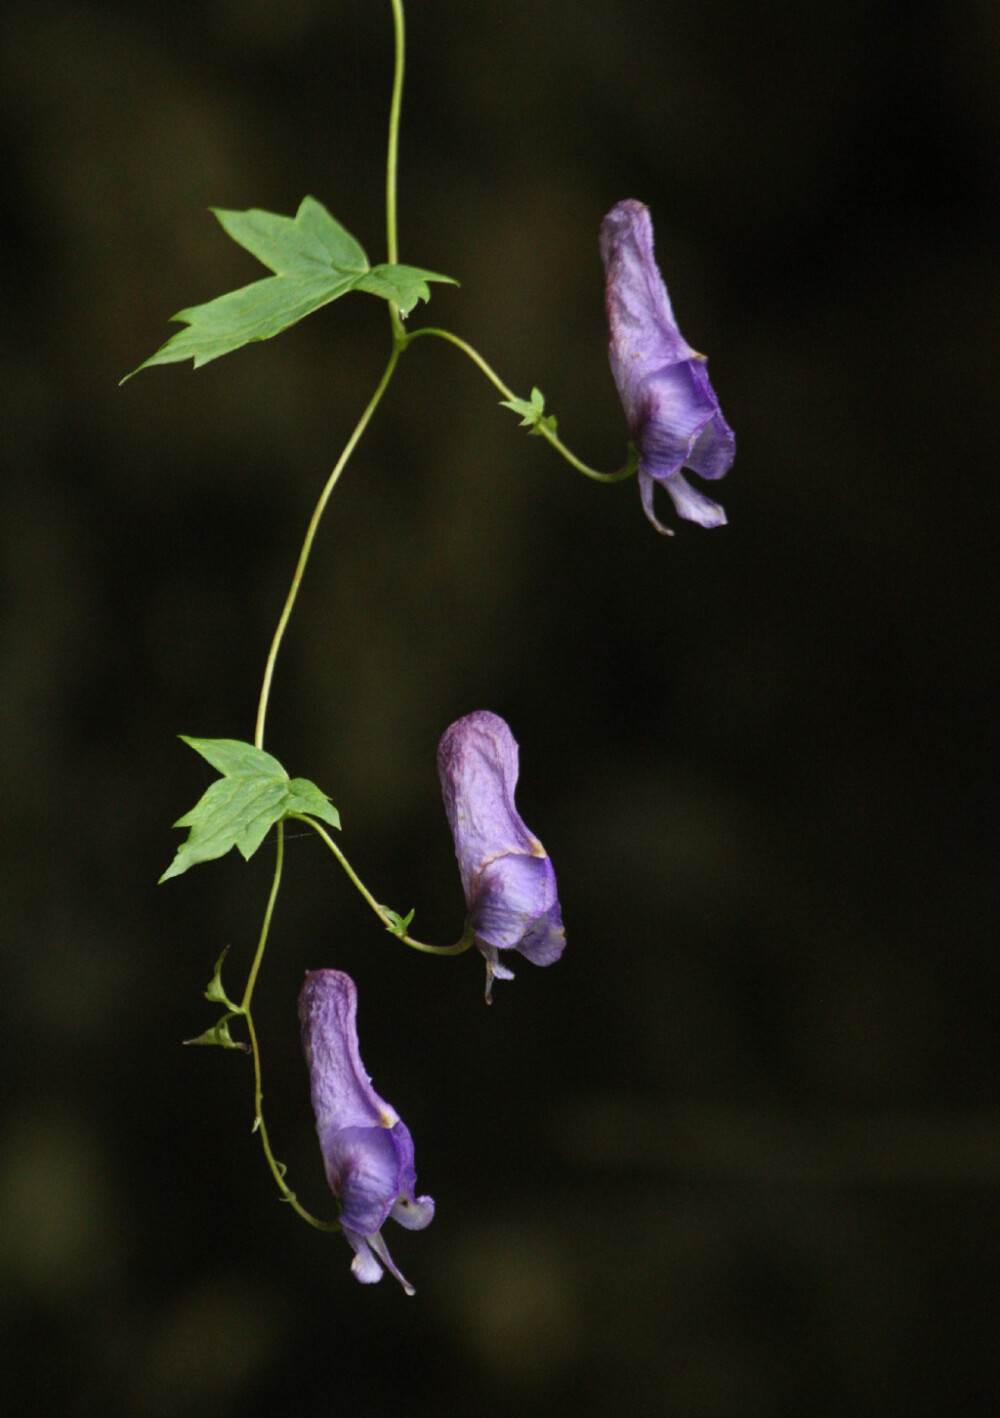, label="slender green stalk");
[254,347,402,750]
[386,0,407,344]
[240,821,285,1015]
[245,1016,340,1232]
[293,814,475,957]
[404,326,638,483]
[406,325,517,398]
